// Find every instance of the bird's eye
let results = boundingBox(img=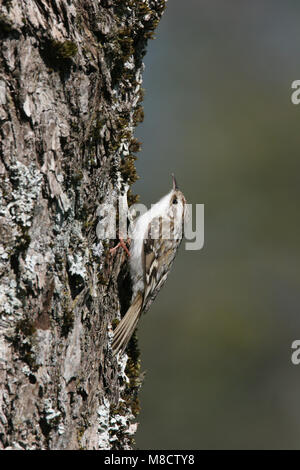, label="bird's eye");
[173,197,178,205]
